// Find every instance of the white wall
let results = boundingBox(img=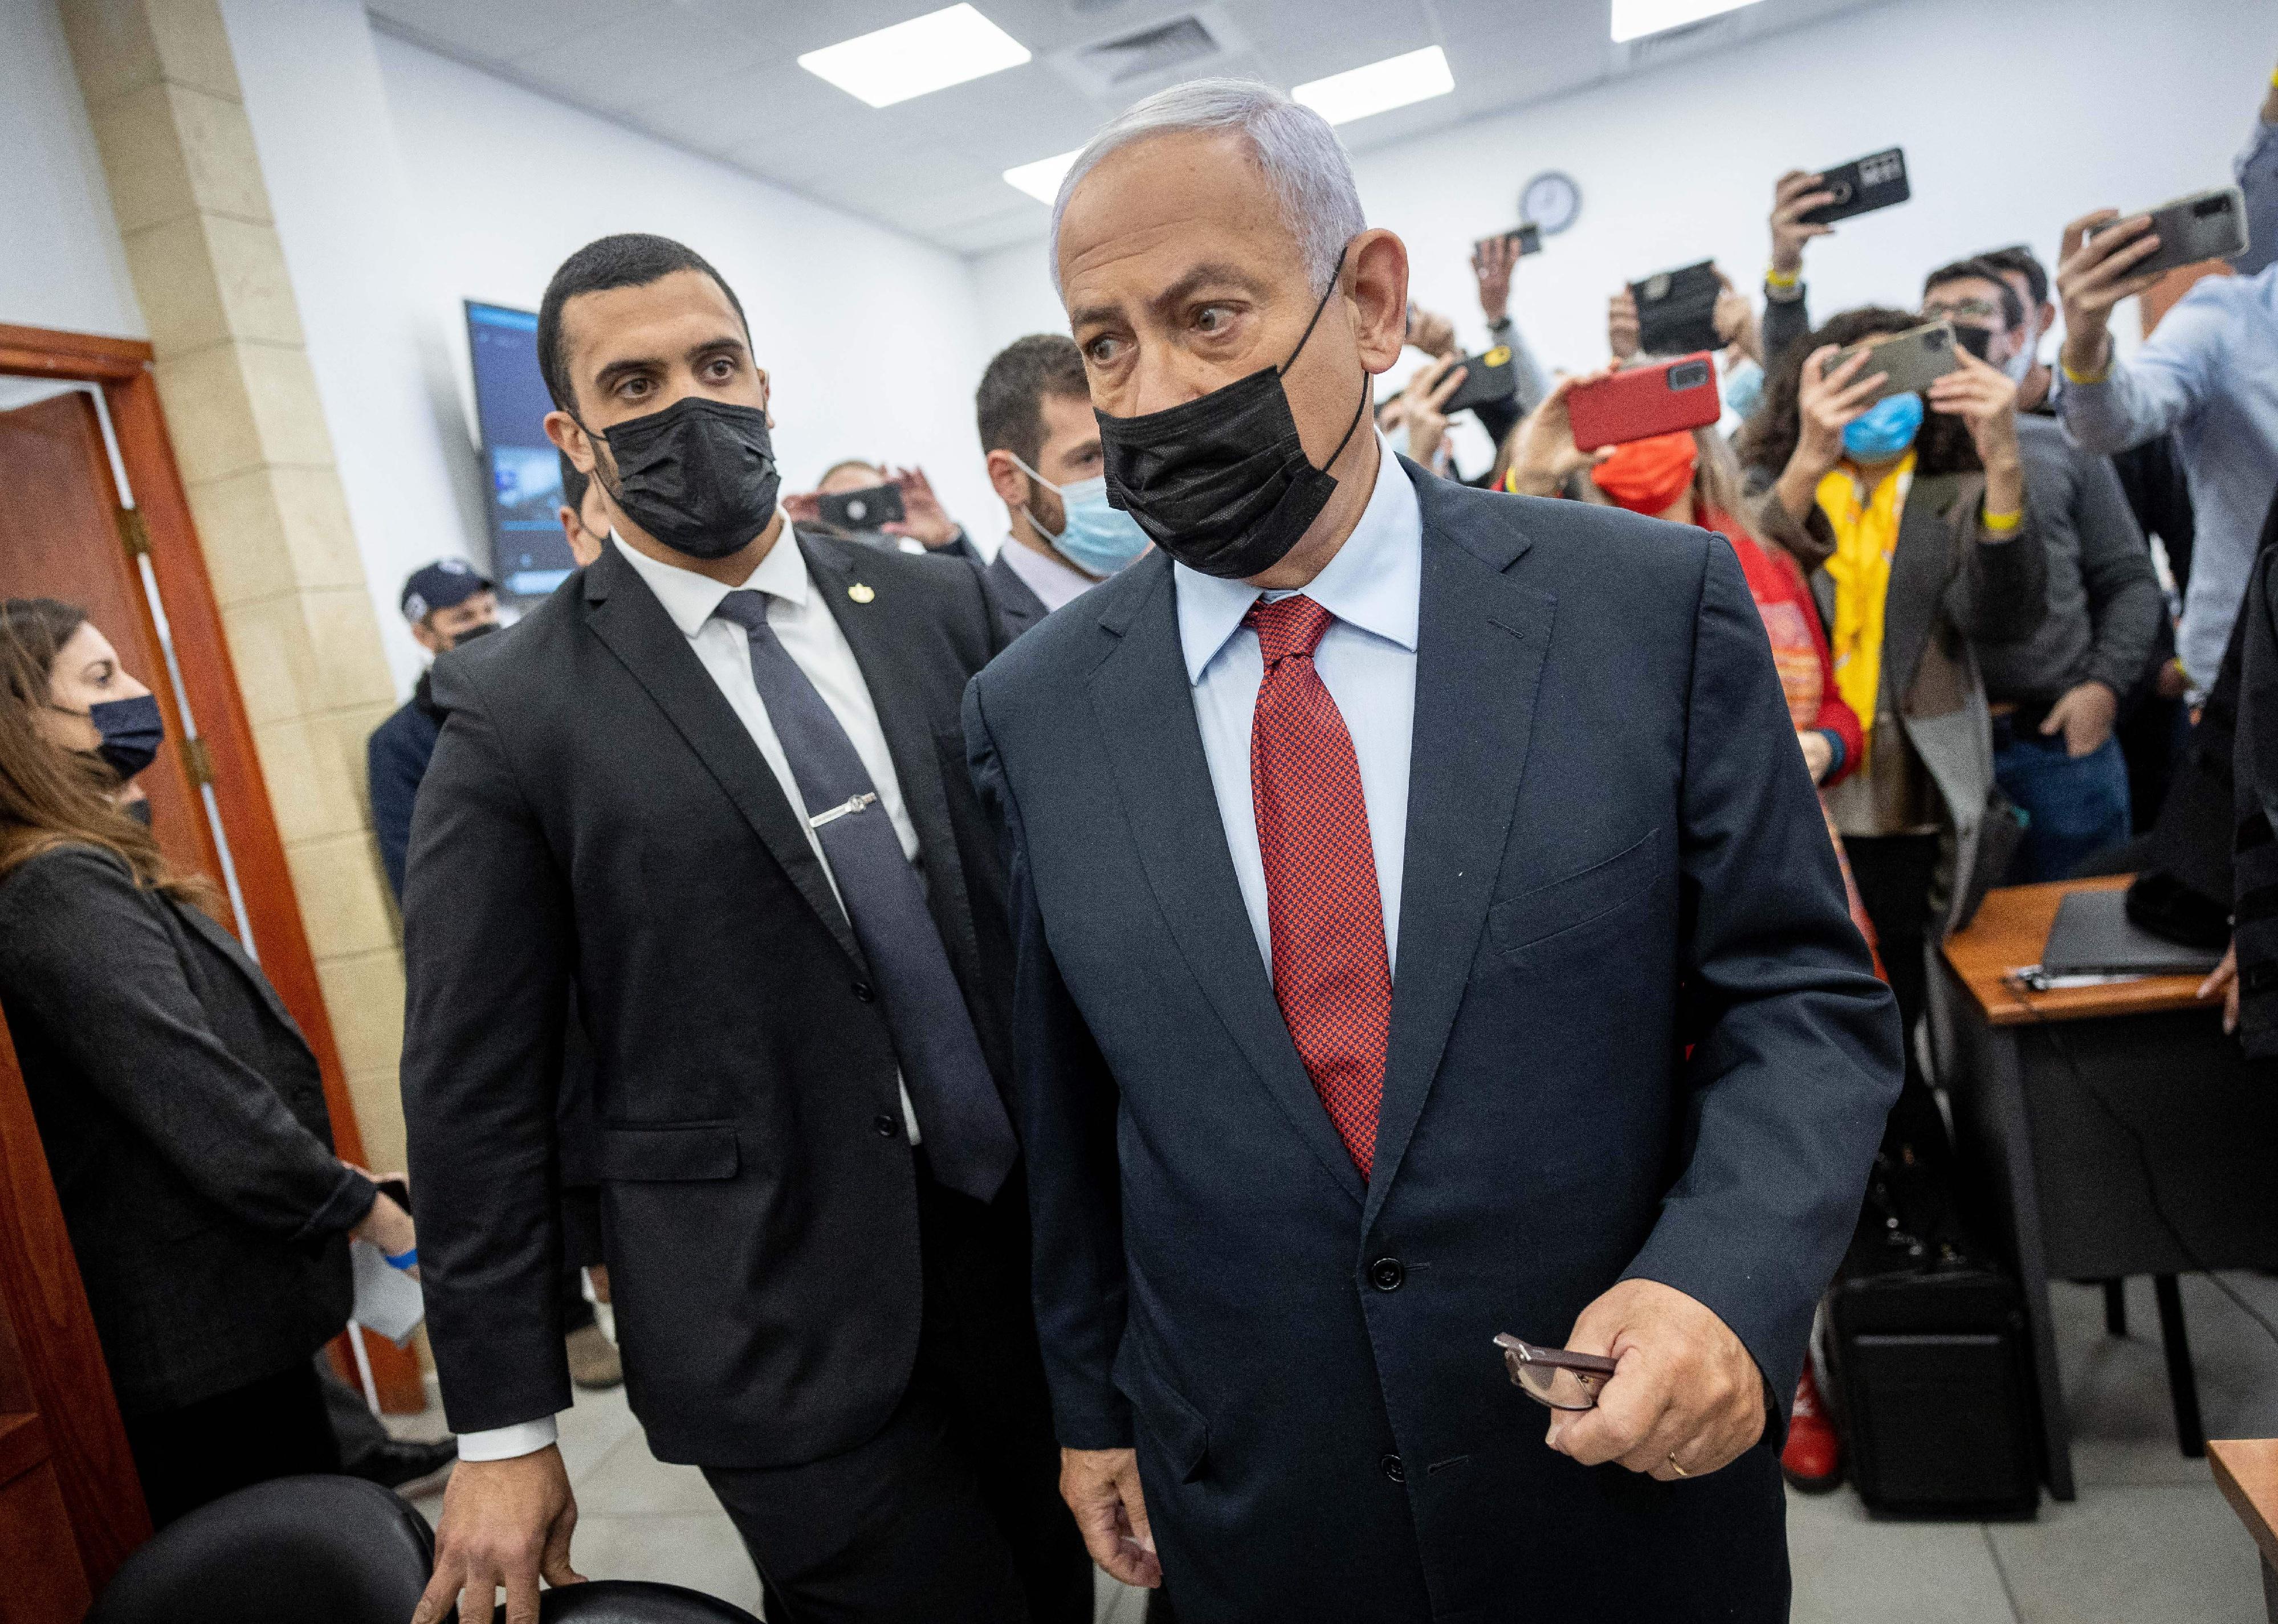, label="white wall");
[970,0,2265,383]
[225,3,1001,697]
[373,34,1000,666]
[0,0,144,339]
